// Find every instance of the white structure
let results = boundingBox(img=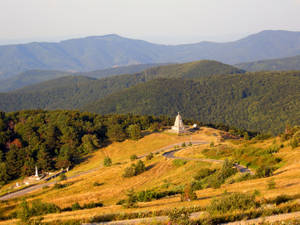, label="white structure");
[171,112,185,134]
[35,166,41,180]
